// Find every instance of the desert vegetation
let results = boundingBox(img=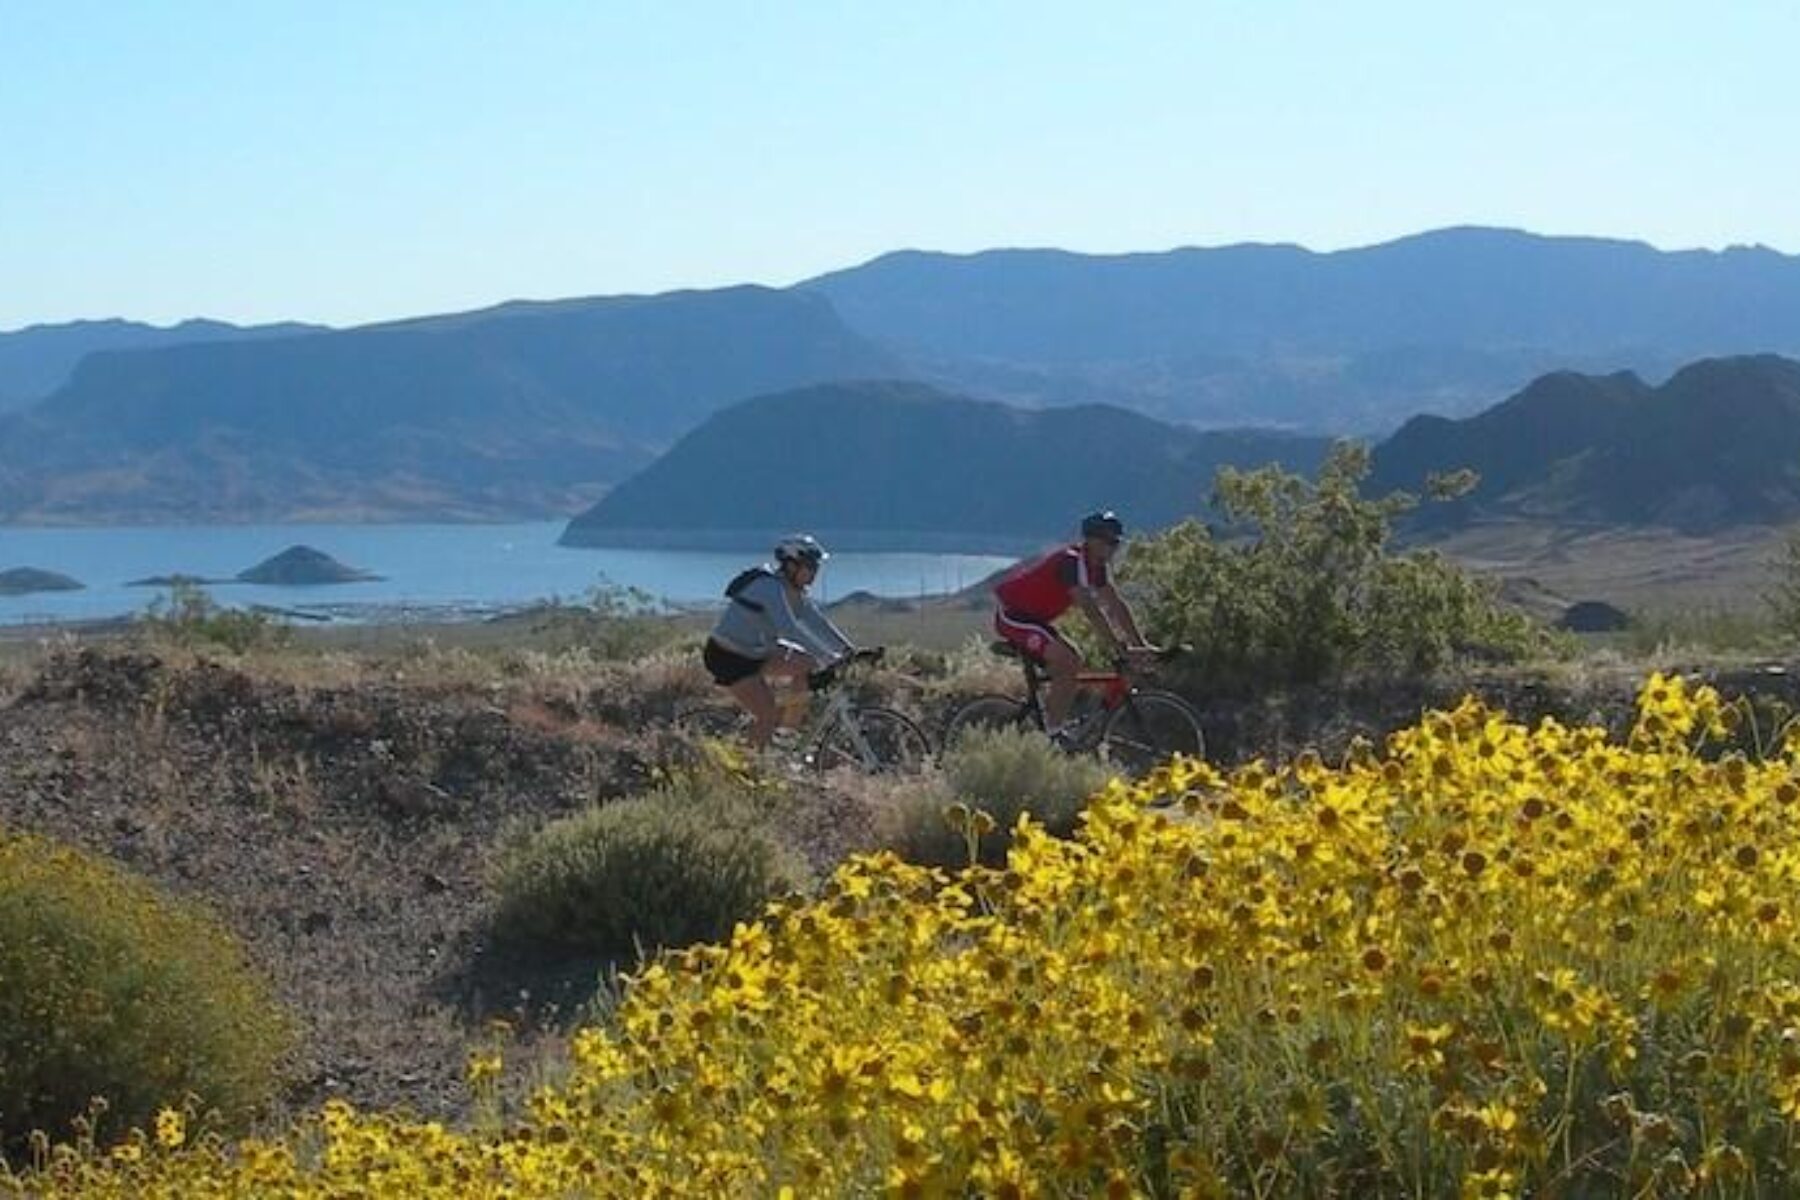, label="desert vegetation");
[5,481,1800,1193]
[7,666,1800,1193]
